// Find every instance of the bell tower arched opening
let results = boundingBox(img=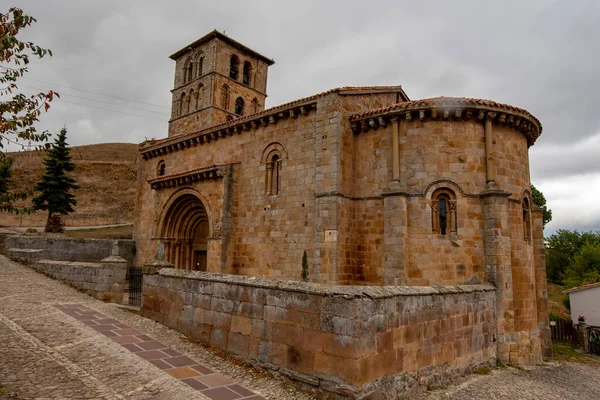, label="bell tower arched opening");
[160,193,210,271]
